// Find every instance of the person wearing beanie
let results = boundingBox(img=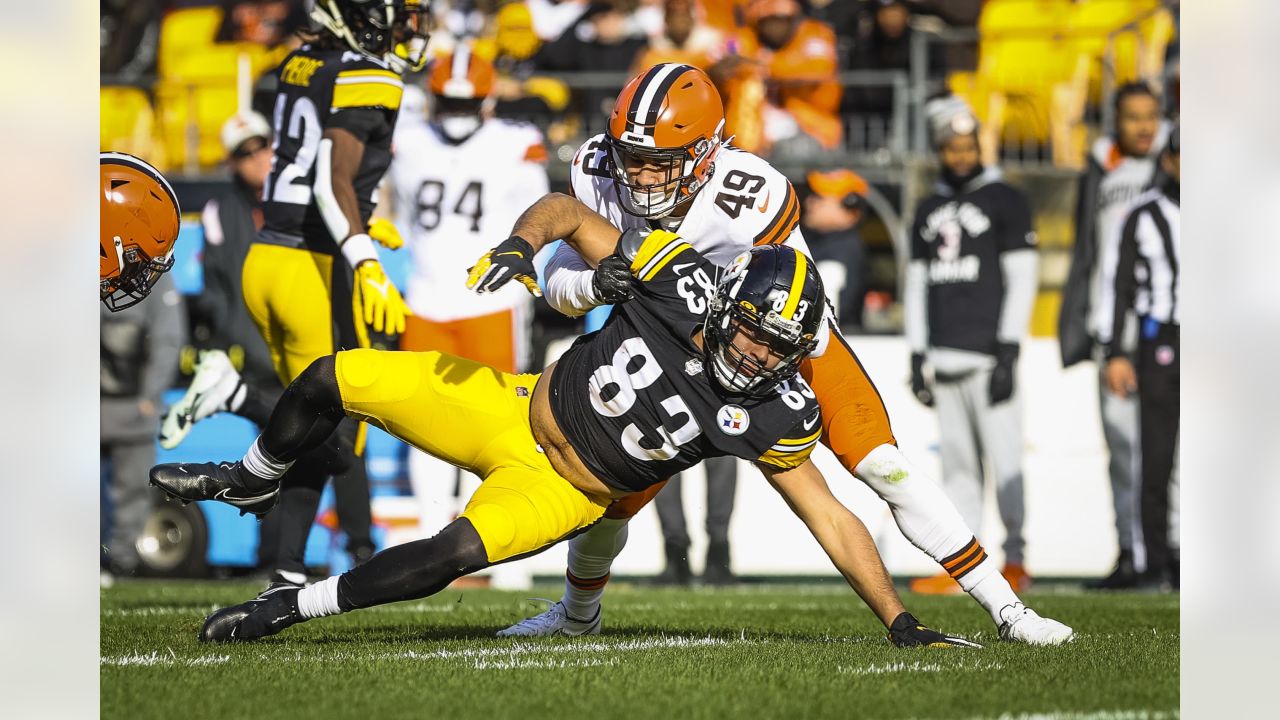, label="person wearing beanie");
[905,99,1041,595]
